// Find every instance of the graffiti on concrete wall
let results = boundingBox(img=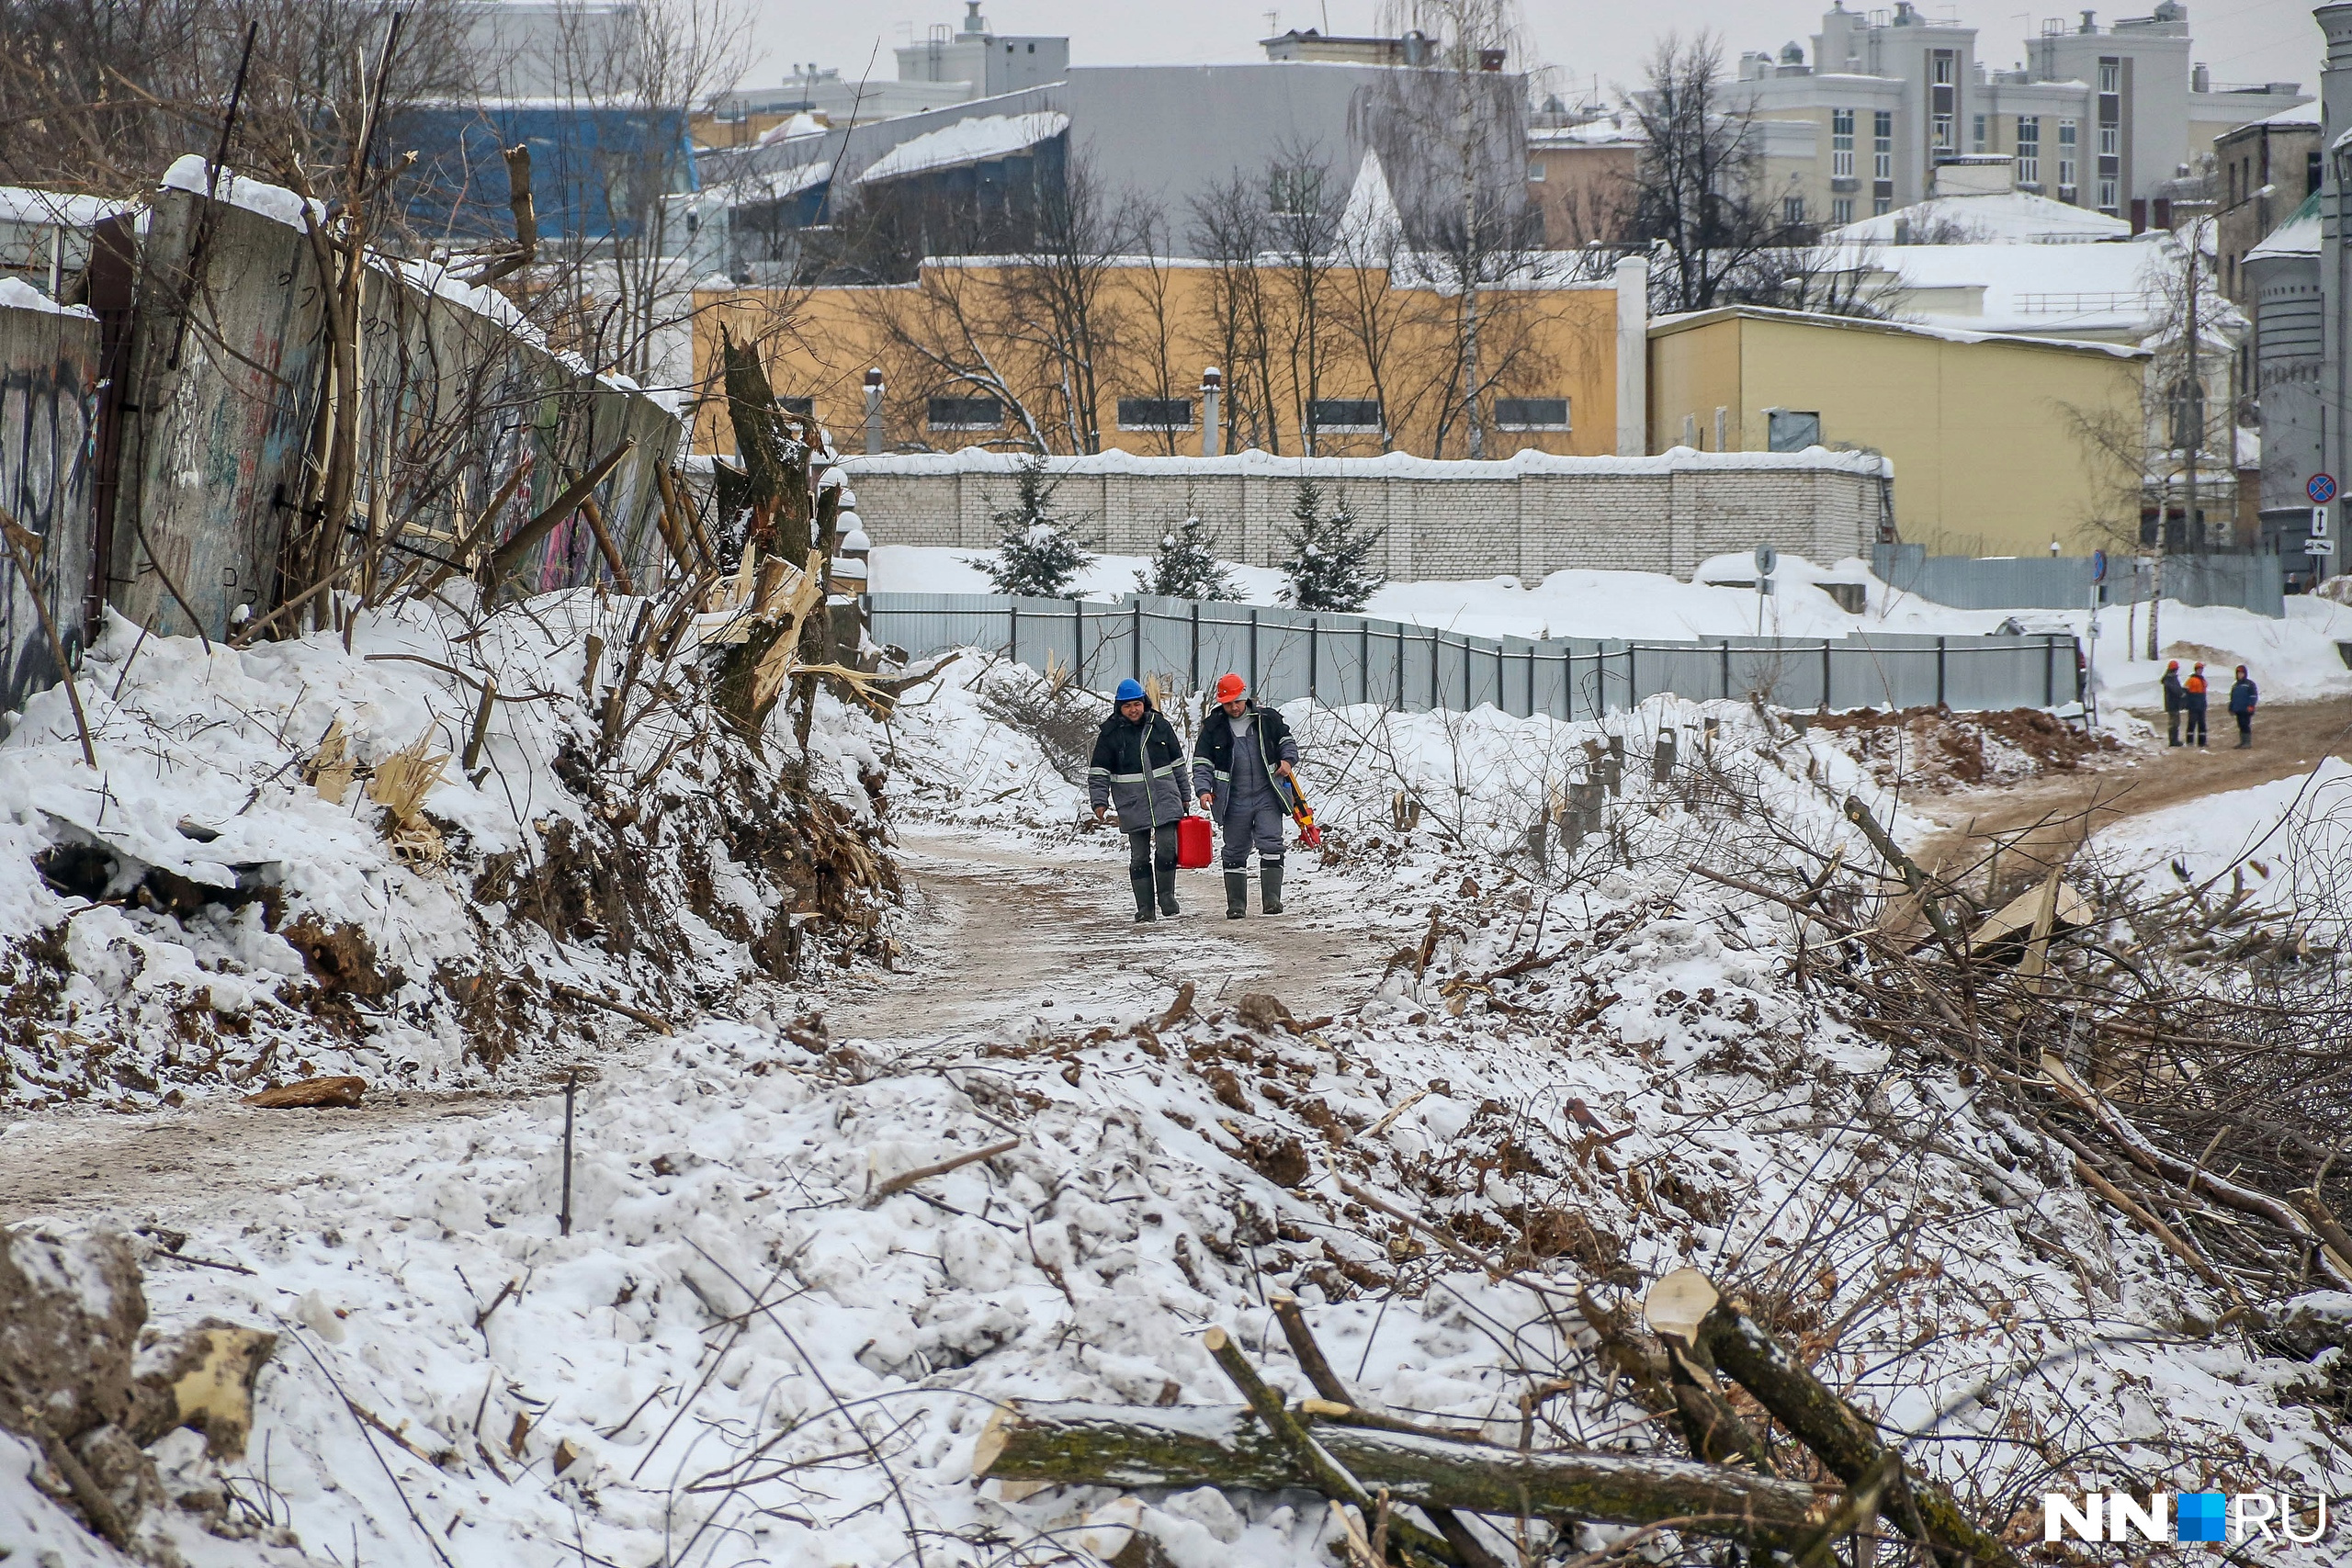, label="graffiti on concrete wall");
[0,296,98,713]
